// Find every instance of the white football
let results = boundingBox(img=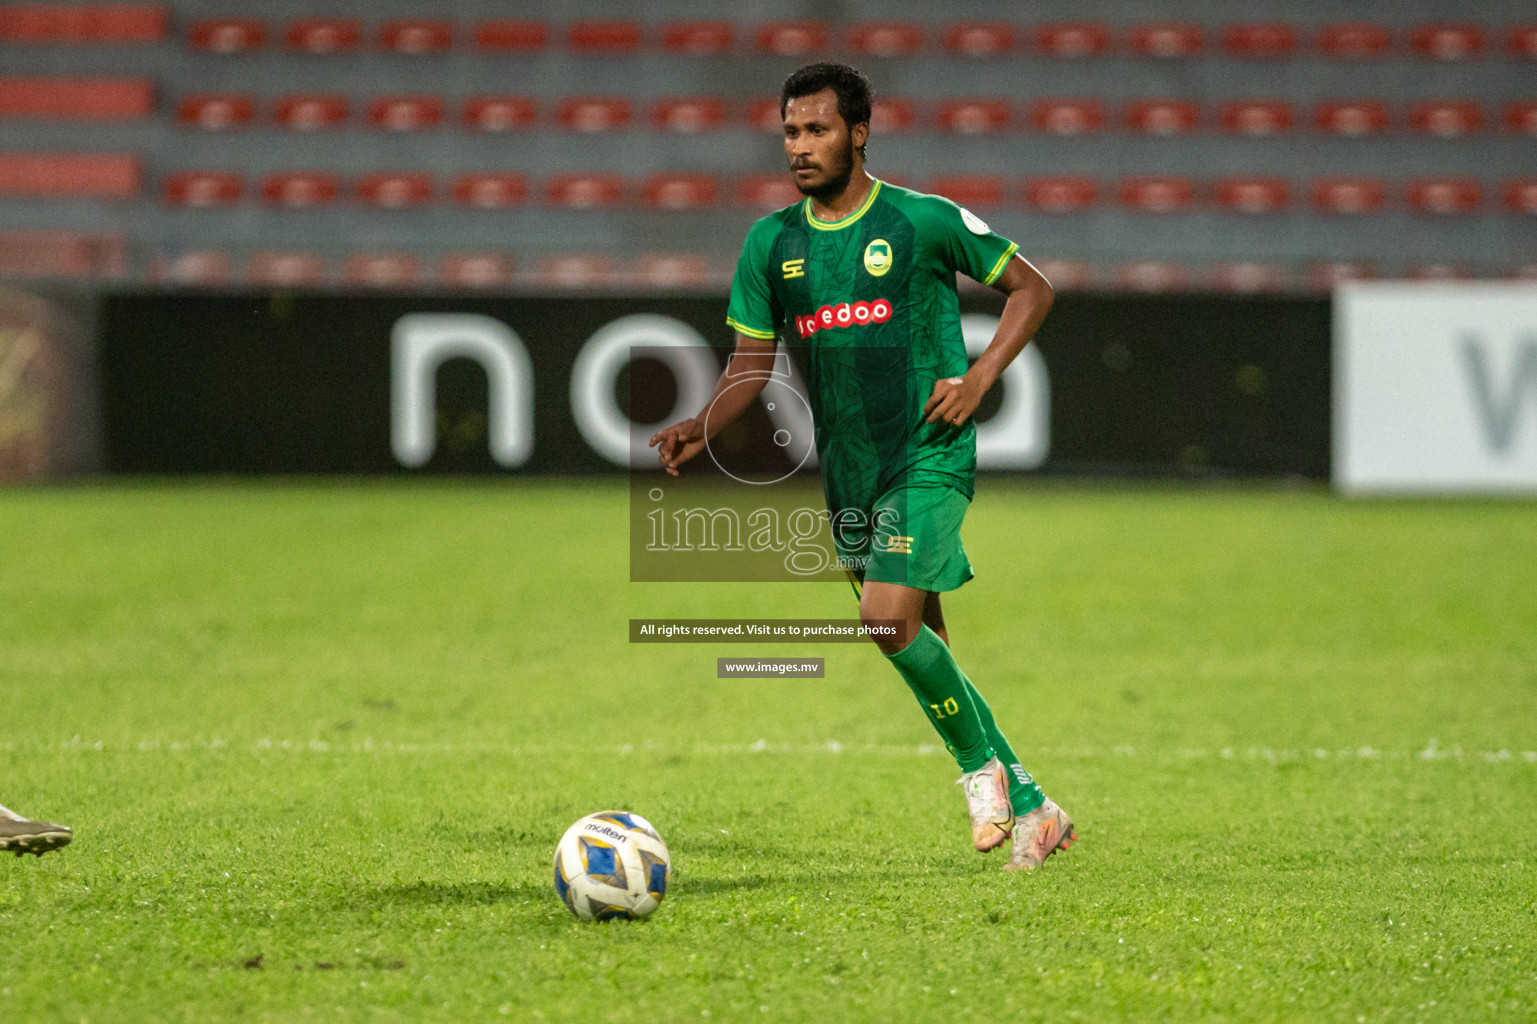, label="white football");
[553,810,672,921]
